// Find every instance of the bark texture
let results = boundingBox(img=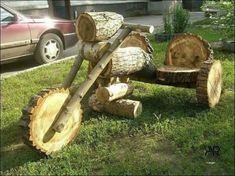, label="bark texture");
[102,47,152,77]
[77,40,111,62]
[156,65,199,88]
[89,94,142,118]
[96,83,134,103]
[76,12,124,41]
[196,60,222,108]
